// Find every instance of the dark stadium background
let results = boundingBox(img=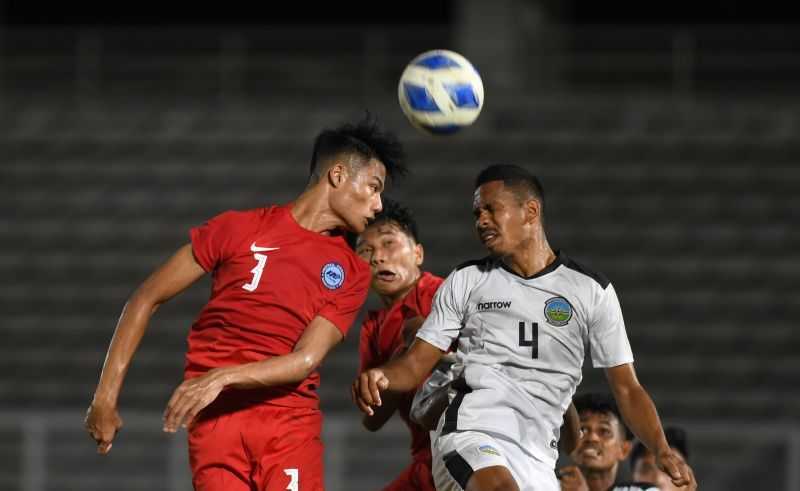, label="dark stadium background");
[1,1,798,489]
